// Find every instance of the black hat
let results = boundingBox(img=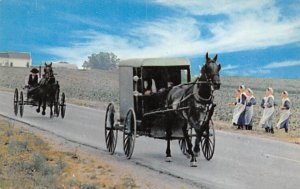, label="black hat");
[30,68,39,73]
